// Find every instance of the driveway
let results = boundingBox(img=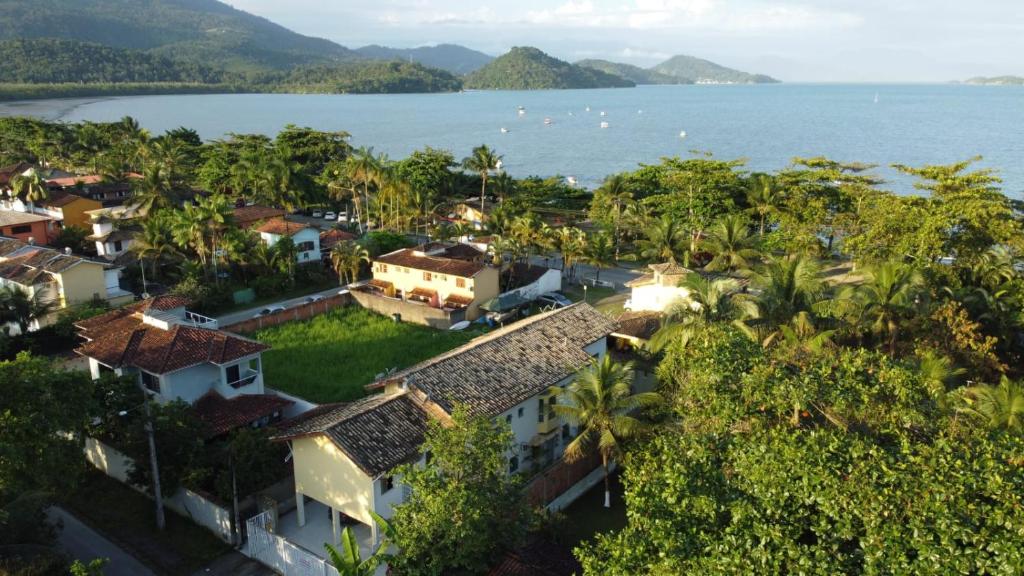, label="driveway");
[528,257,642,290]
[215,285,347,327]
[48,507,155,576]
